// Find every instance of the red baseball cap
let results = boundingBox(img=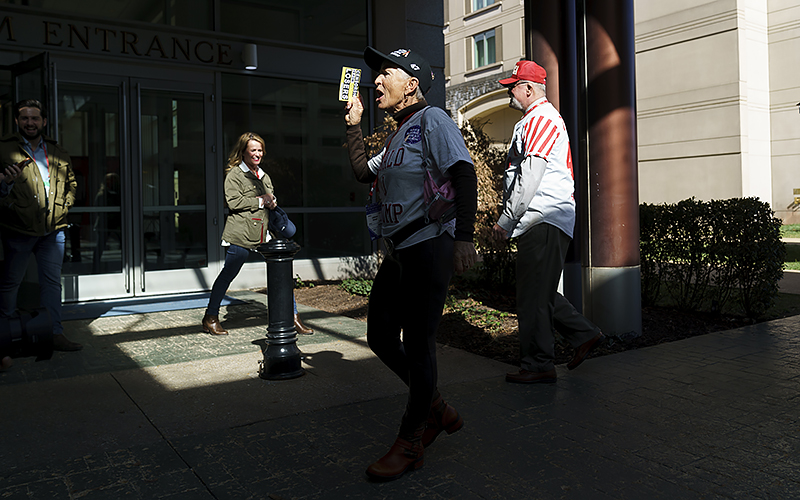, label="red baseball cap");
[499,60,546,86]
